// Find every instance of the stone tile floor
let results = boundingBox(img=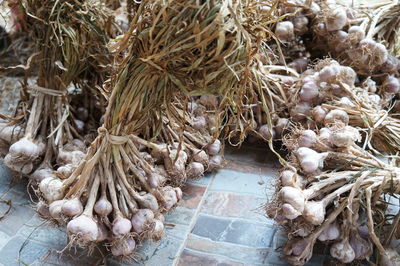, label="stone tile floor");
[0,143,331,266]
